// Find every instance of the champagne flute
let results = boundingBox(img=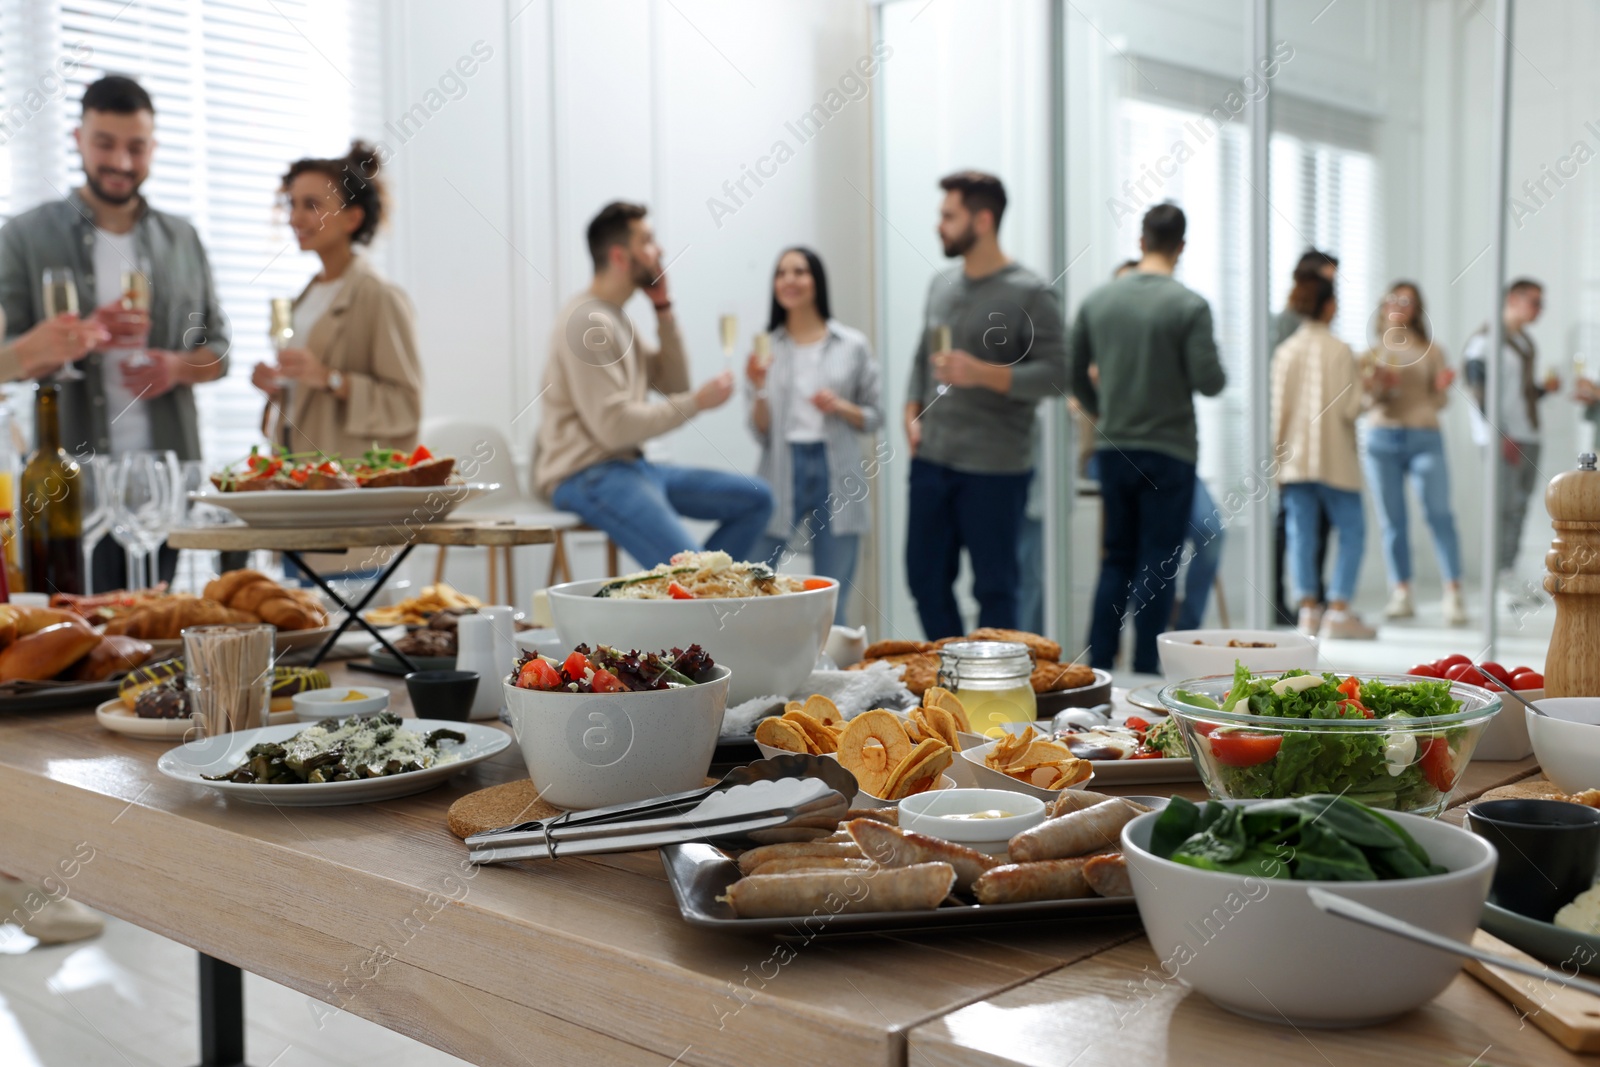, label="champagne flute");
[719,313,738,367]
[753,331,772,371]
[120,260,153,369]
[41,267,84,381]
[265,297,293,392]
[932,324,952,397]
